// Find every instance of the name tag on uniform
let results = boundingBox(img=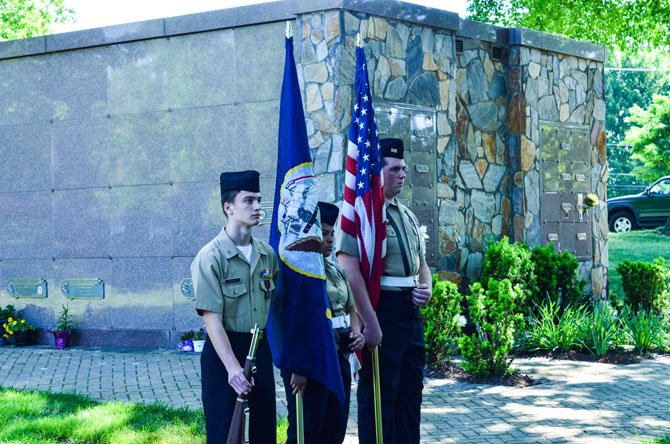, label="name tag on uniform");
[224,277,240,284]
